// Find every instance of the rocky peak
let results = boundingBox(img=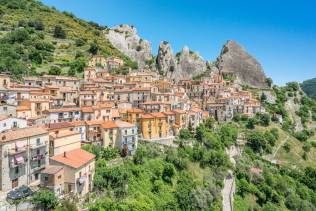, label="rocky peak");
[172,46,207,81]
[105,24,152,68]
[156,41,176,74]
[215,40,268,88]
